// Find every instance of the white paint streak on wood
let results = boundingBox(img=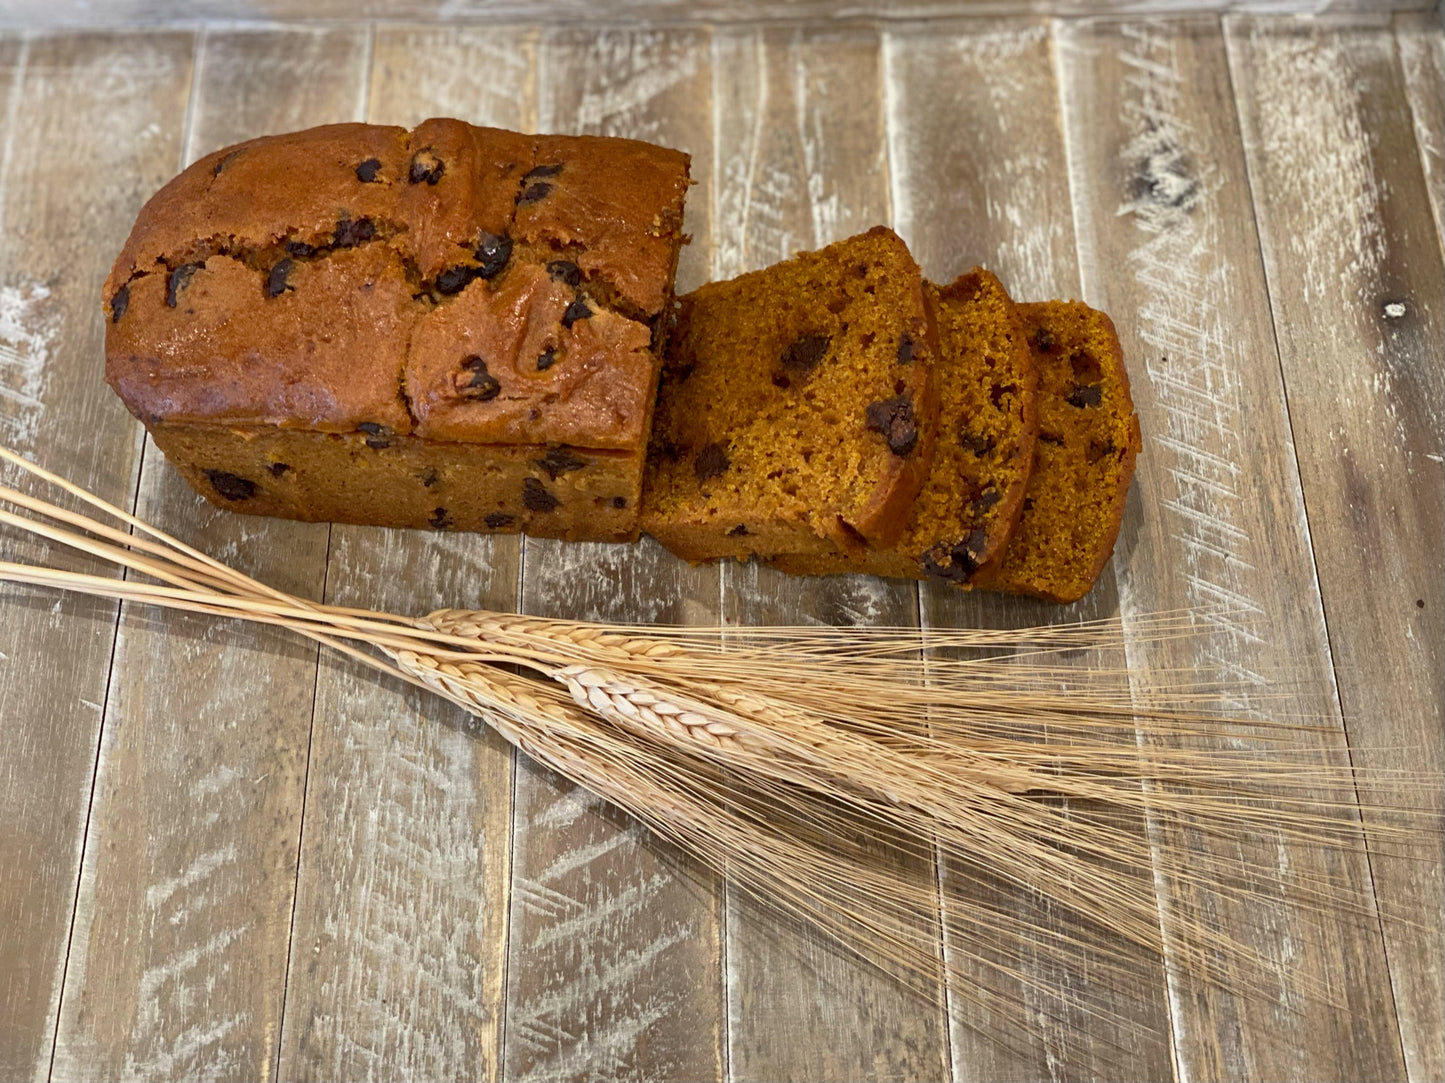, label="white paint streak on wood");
[1396,15,1445,246]
[0,280,58,445]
